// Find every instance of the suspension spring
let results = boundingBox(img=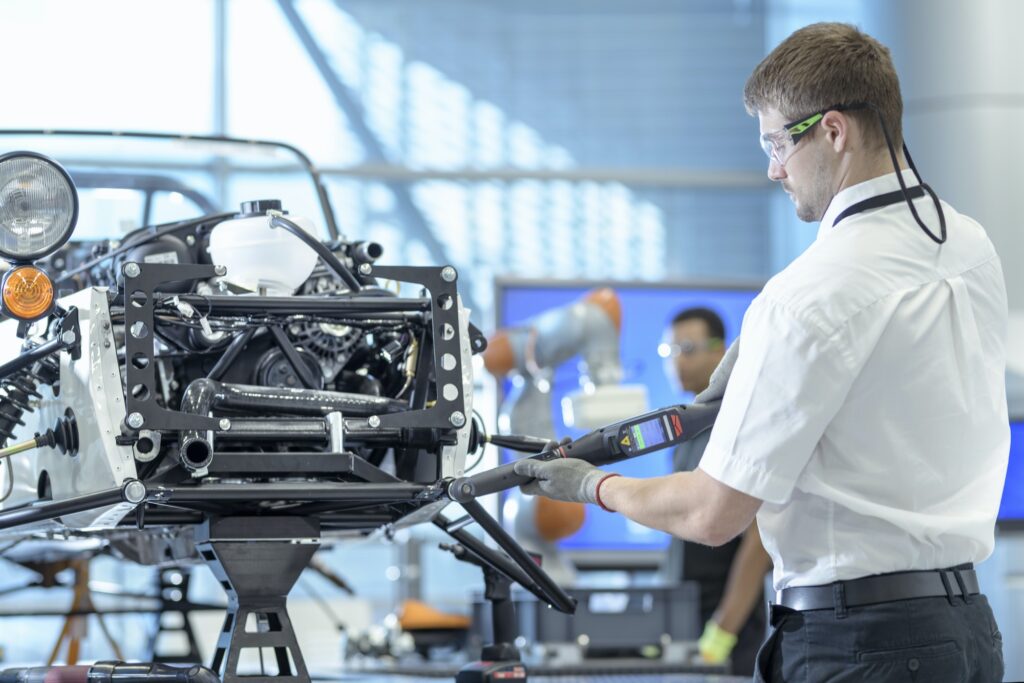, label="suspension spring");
[0,356,58,446]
